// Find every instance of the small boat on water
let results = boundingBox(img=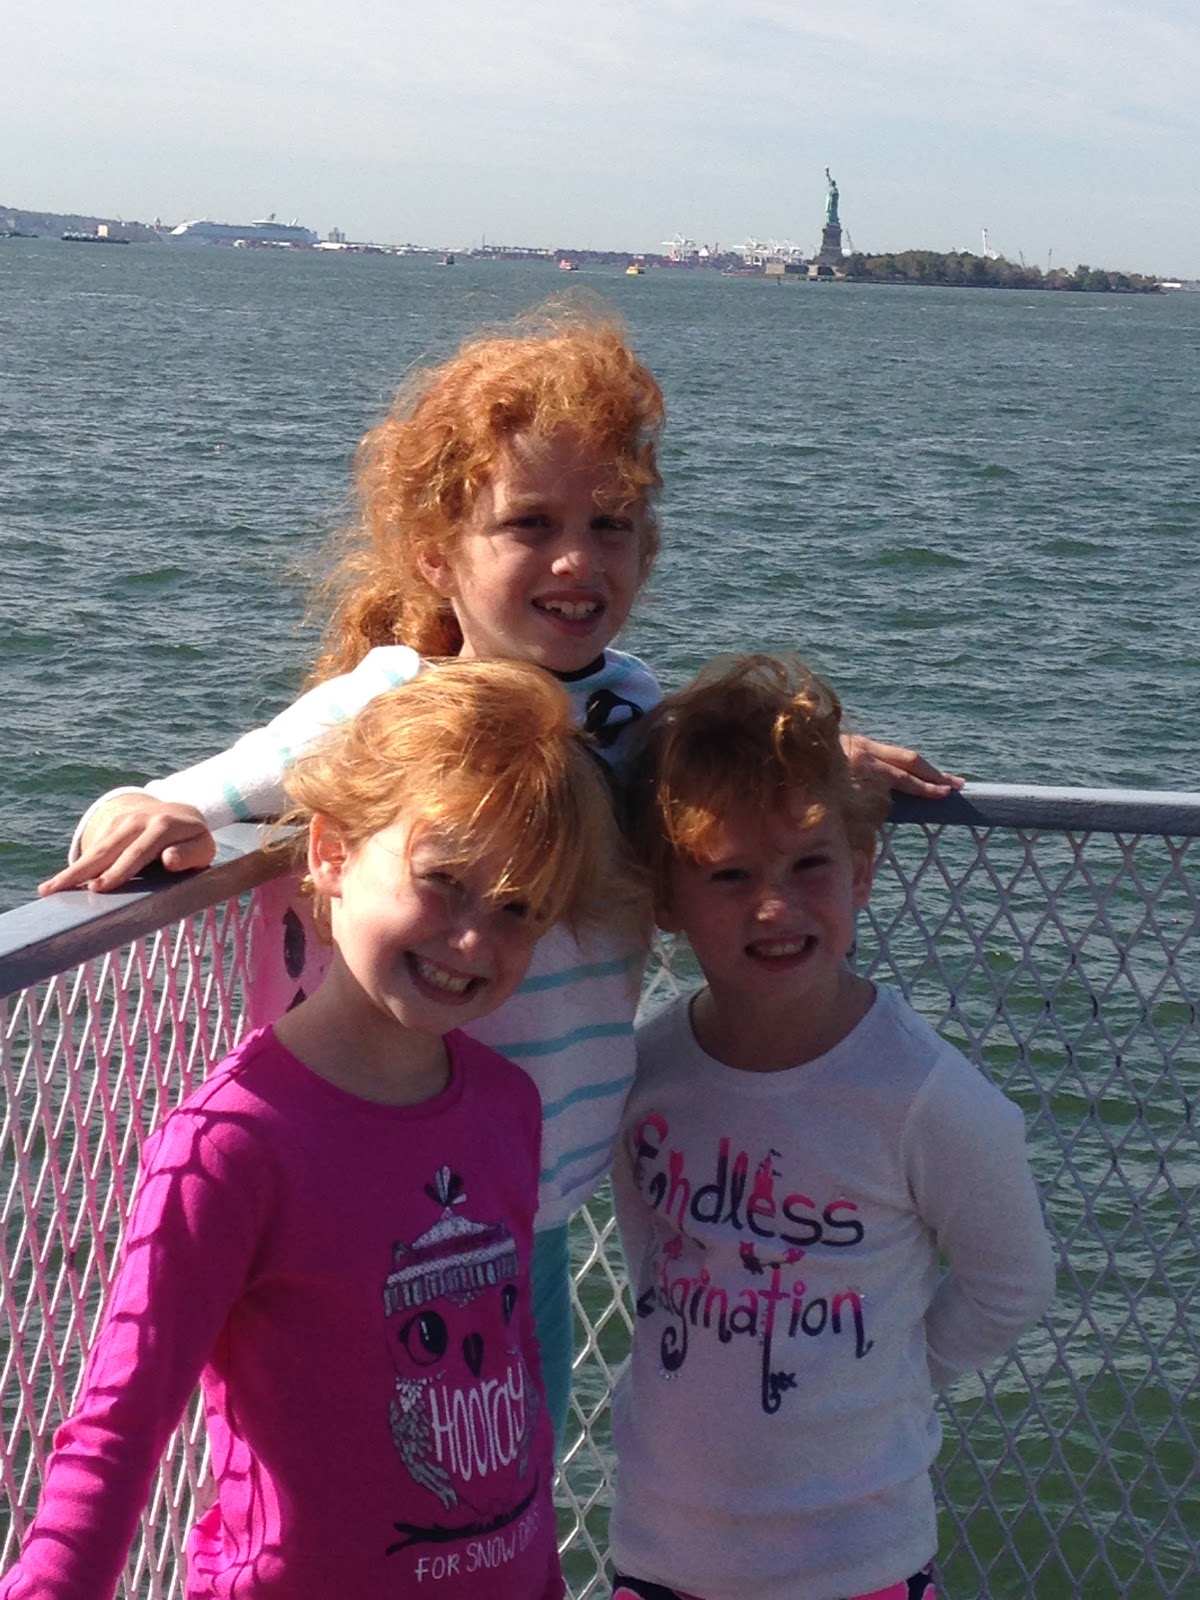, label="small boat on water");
[440,252,455,266]
[557,258,578,271]
[625,262,645,276]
